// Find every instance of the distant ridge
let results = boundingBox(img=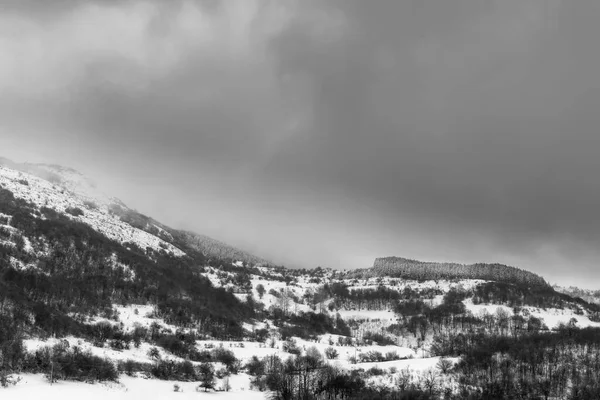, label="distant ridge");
[369,256,549,287]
